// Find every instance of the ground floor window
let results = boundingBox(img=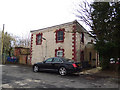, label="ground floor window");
[55,47,64,57]
[57,50,63,57]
